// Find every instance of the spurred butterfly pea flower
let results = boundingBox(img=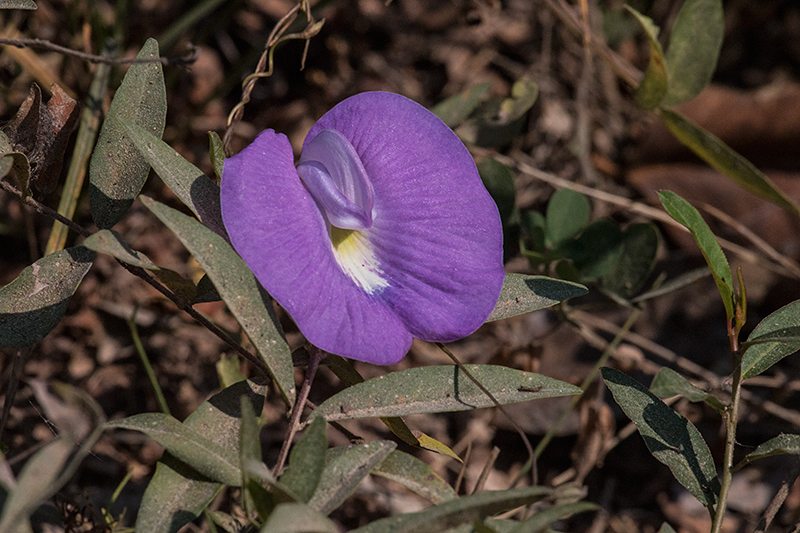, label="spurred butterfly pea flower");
[221,92,504,365]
